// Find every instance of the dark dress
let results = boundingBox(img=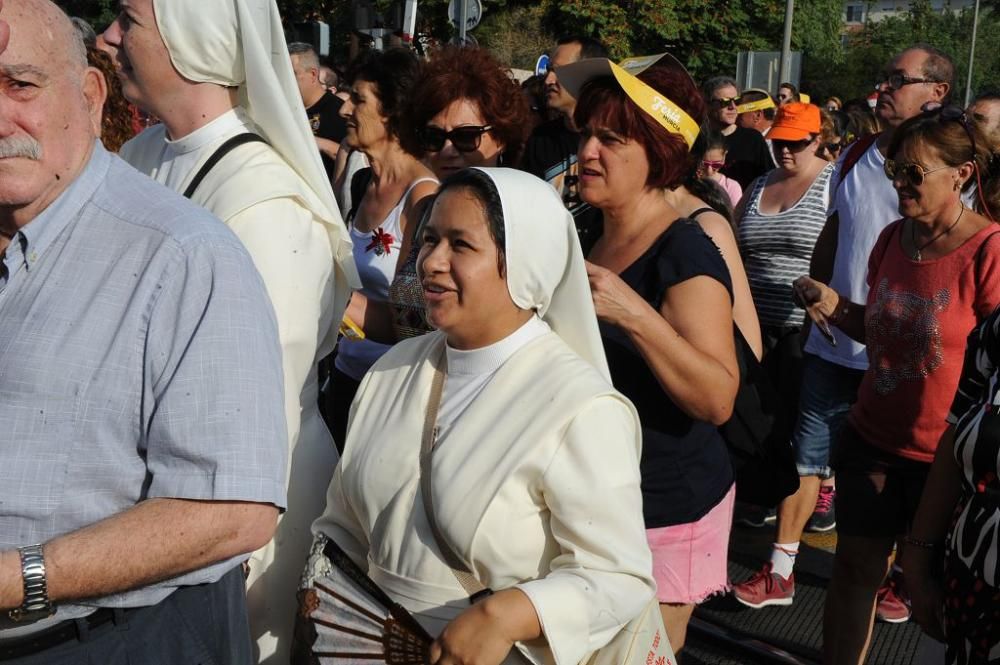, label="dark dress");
[597,218,735,528]
[943,306,1000,664]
